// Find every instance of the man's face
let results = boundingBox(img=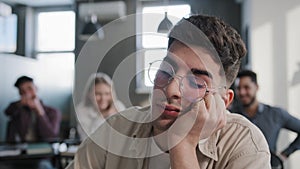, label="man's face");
[236,77,258,107]
[151,41,224,132]
[18,81,37,99]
